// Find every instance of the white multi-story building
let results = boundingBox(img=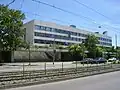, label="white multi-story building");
[23,20,112,47]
